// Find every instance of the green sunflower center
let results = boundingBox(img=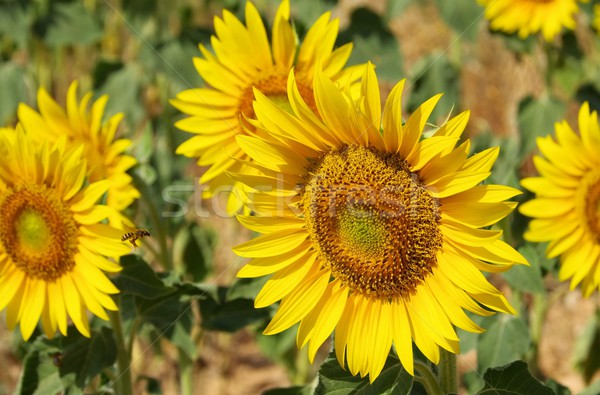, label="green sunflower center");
[238,68,317,121]
[301,145,443,299]
[584,173,600,242]
[0,183,78,281]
